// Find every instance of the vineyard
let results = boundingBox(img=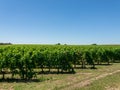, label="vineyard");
[0,45,120,80]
